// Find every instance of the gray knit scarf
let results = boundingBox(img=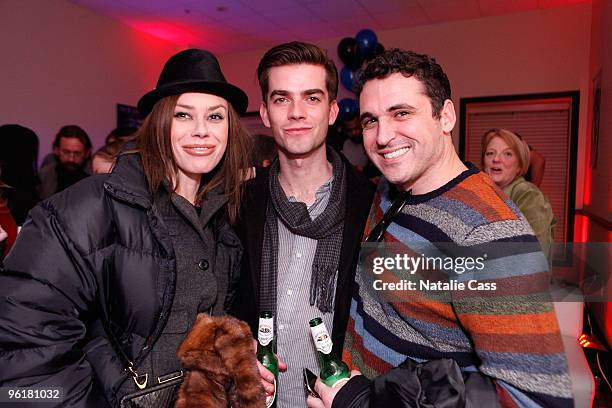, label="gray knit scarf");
[260,147,346,315]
